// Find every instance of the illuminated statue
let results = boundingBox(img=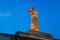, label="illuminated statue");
[28,7,39,32]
